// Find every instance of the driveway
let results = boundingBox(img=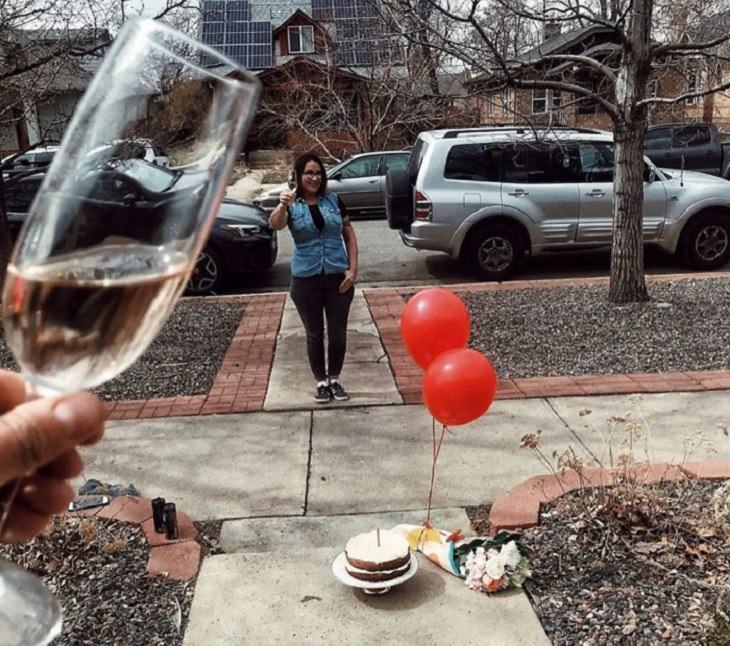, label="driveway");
[222,218,684,294]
